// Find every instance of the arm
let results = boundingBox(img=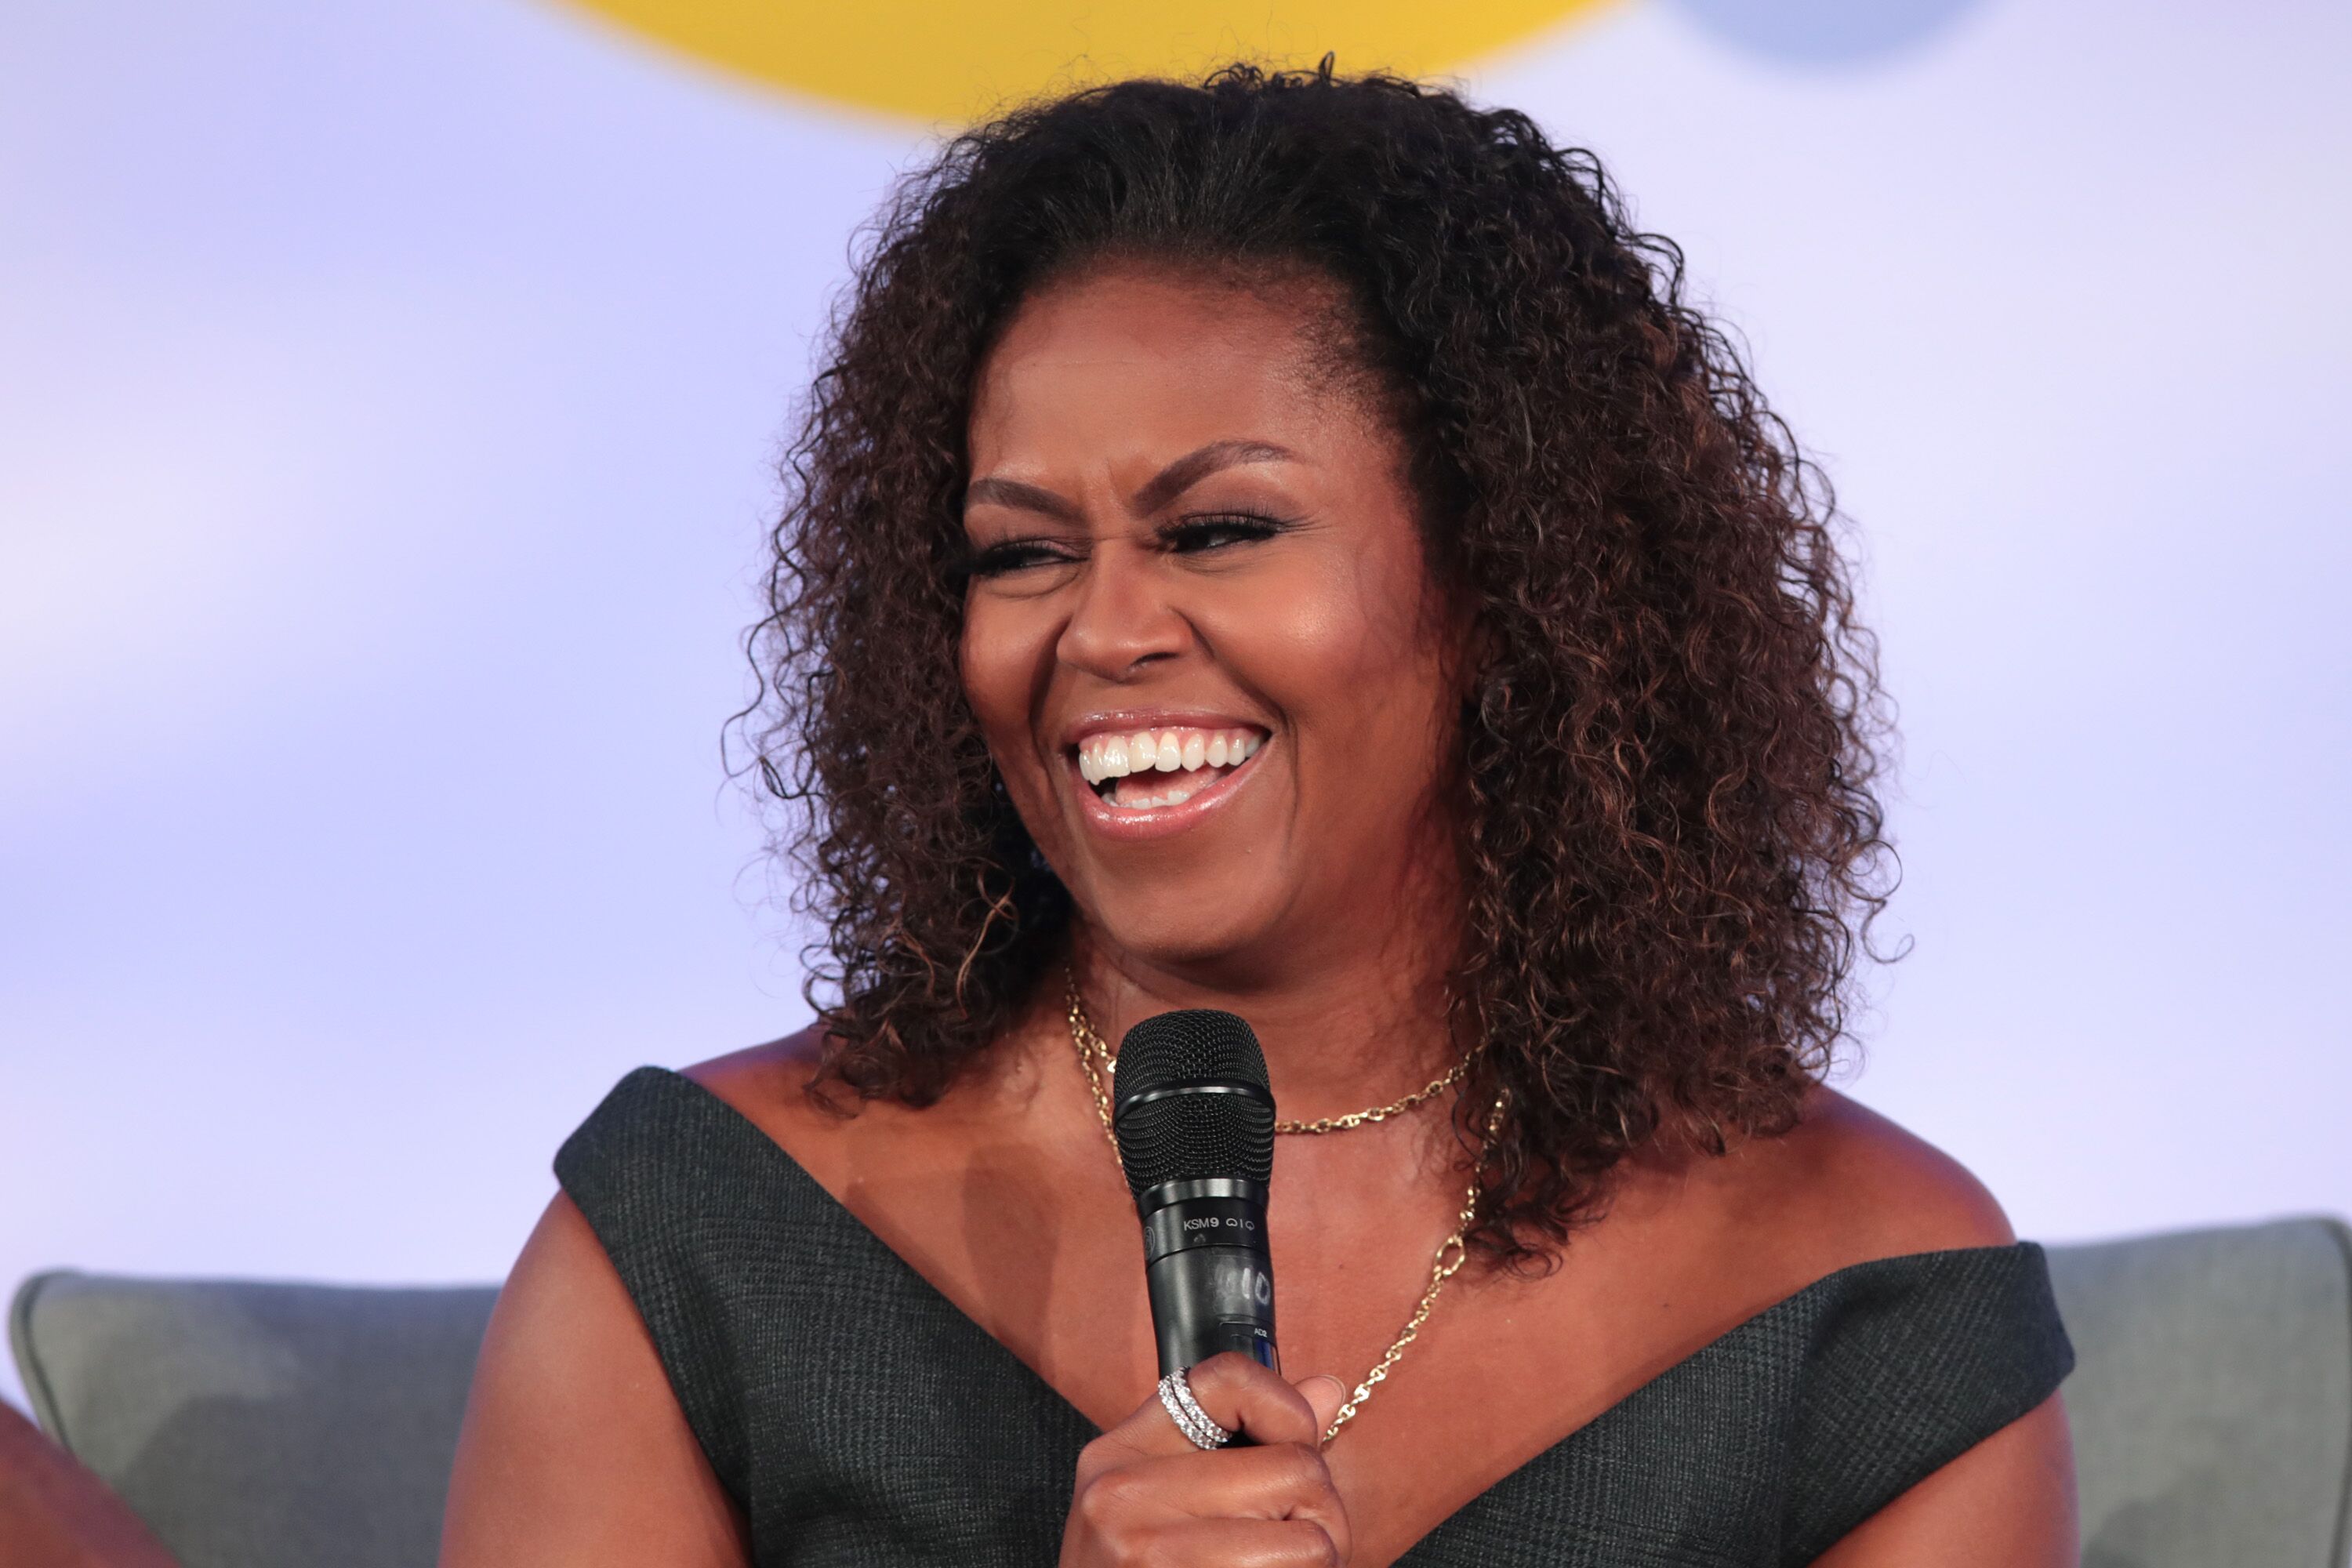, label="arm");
[0,1403,179,1568]
[1809,1393,2078,1567]
[437,1194,750,1568]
